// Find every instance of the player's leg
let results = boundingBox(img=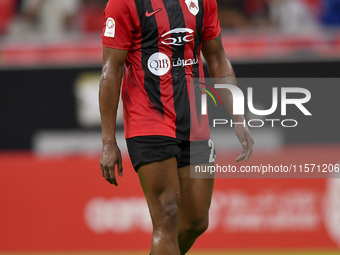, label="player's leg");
[138,157,181,255]
[176,139,216,254]
[177,165,214,254]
